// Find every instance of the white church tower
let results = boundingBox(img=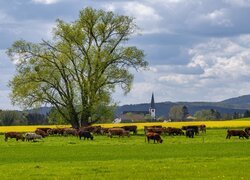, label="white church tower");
[149,93,156,121]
